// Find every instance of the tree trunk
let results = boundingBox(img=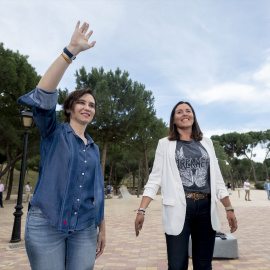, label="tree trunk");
[6,165,15,200]
[143,148,149,183]
[264,159,269,179]
[132,171,136,190]
[229,169,234,189]
[249,160,257,183]
[129,172,132,189]
[228,158,234,189]
[5,167,10,187]
[0,155,22,178]
[137,159,142,198]
[101,139,108,180]
[108,162,113,185]
[114,170,117,189]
